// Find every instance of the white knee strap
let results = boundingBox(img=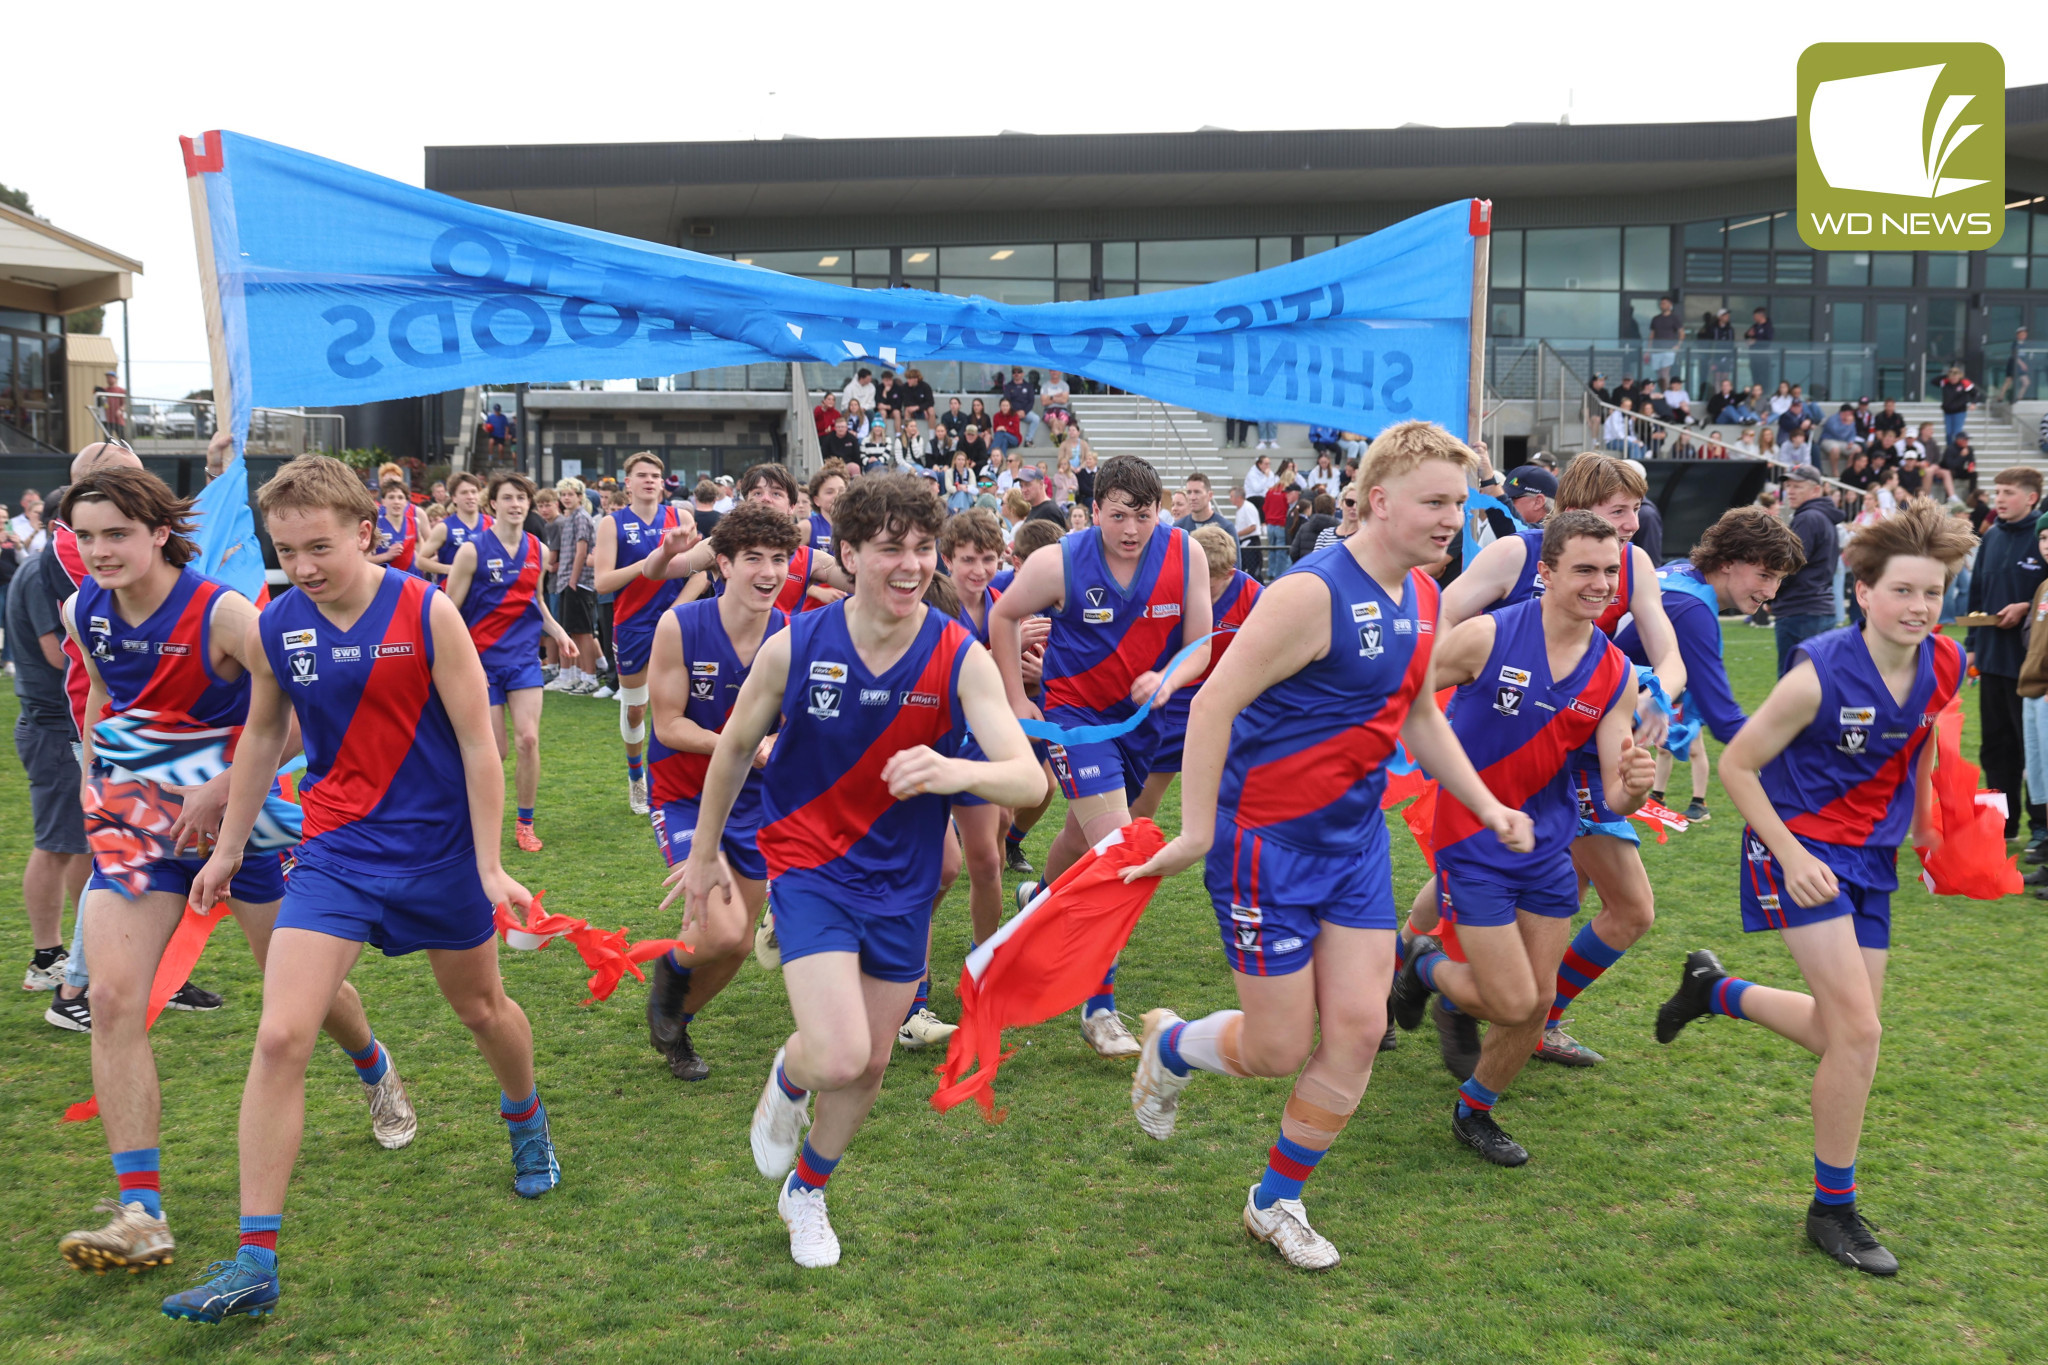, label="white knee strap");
[619,684,649,744]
